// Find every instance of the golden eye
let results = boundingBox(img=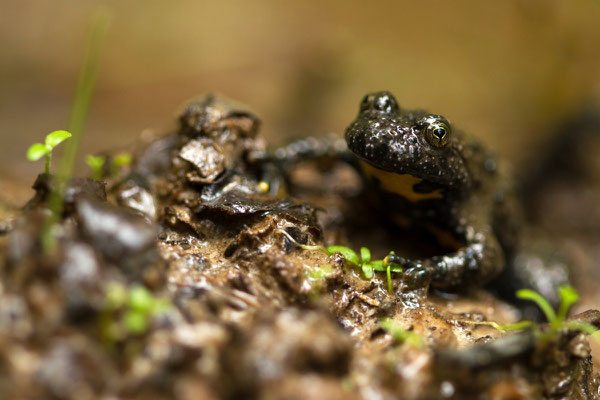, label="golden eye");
[425,120,451,147]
